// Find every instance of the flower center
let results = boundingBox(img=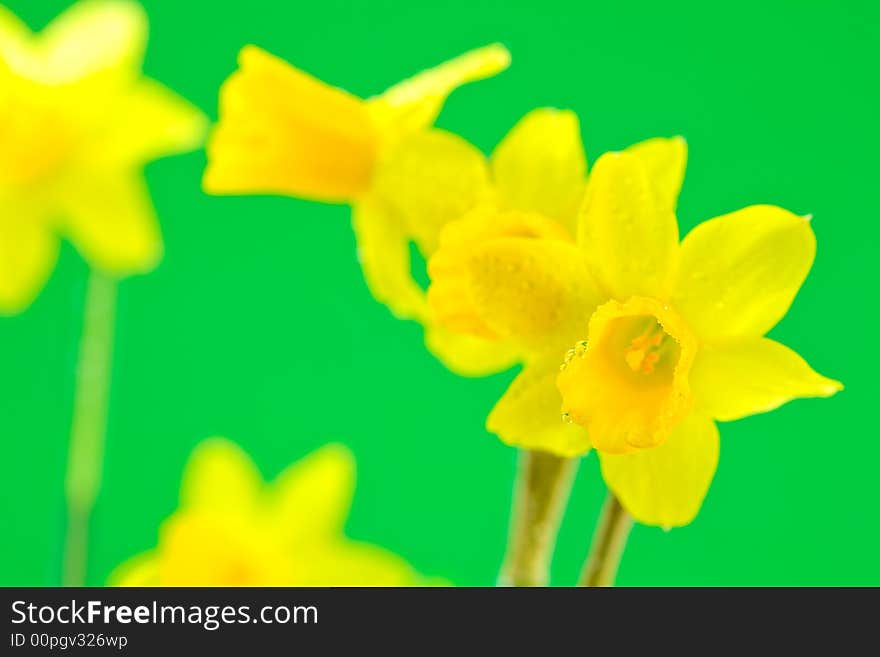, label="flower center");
[0,87,72,188]
[557,297,697,453]
[623,320,674,374]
